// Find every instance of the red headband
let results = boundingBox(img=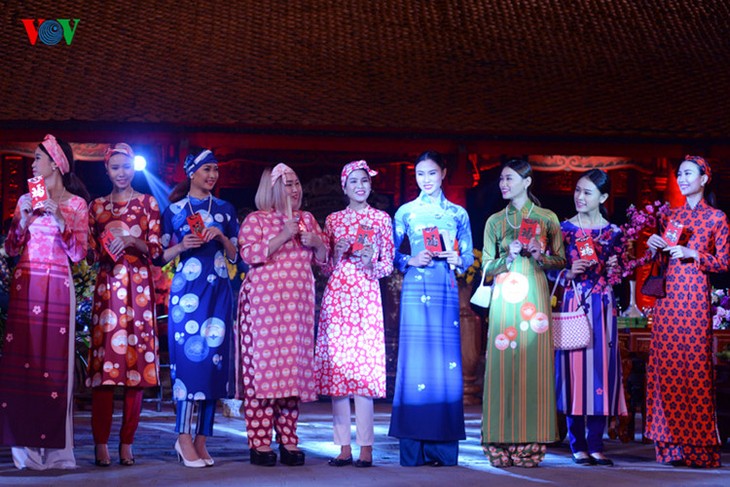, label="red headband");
[104,143,135,164]
[684,155,711,184]
[41,134,70,175]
